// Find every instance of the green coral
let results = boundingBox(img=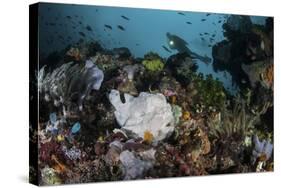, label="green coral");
[192,73,227,110]
[142,52,164,72]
